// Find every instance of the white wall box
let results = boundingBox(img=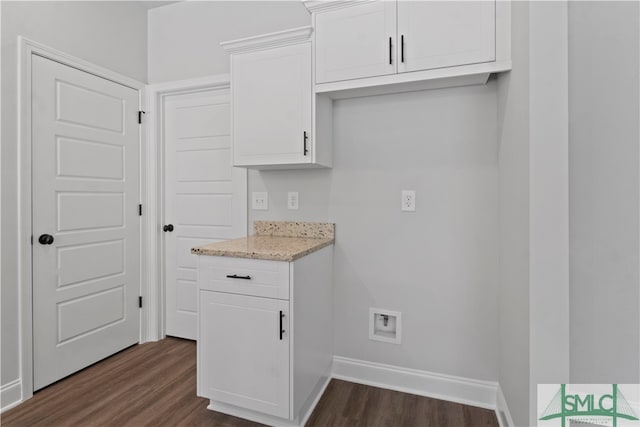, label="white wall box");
[222,27,333,169]
[196,246,333,426]
[306,0,511,99]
